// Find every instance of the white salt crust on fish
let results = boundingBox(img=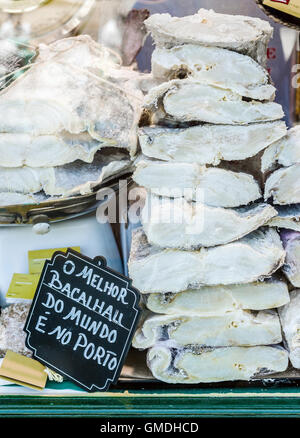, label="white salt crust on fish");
[138,121,286,165]
[0,35,143,157]
[147,345,288,383]
[151,44,275,101]
[278,289,300,369]
[0,132,103,168]
[142,193,277,248]
[145,279,290,315]
[262,125,300,173]
[133,158,261,208]
[133,310,282,349]
[264,164,300,205]
[0,150,132,197]
[145,9,273,66]
[143,79,283,125]
[128,228,285,293]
